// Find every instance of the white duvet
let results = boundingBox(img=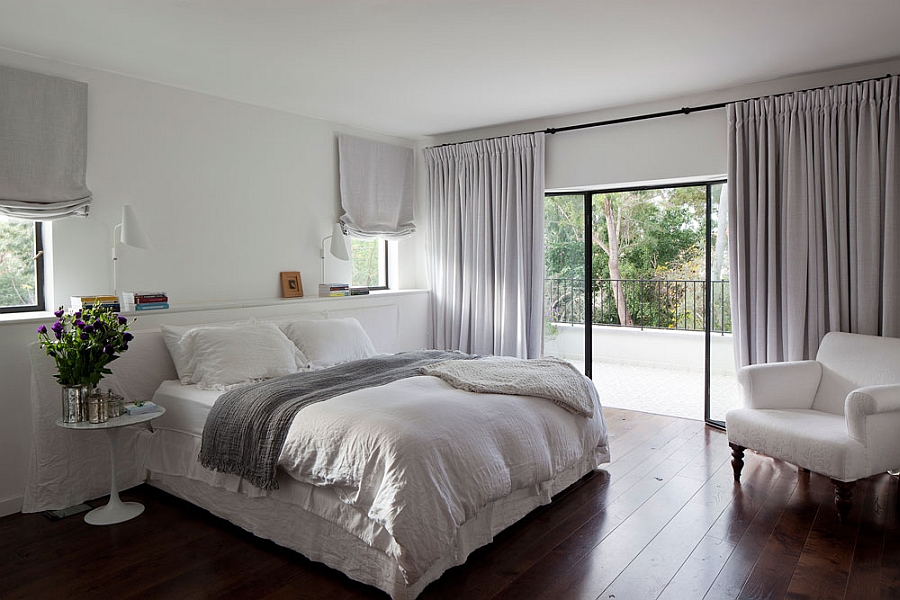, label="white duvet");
[152,373,609,585]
